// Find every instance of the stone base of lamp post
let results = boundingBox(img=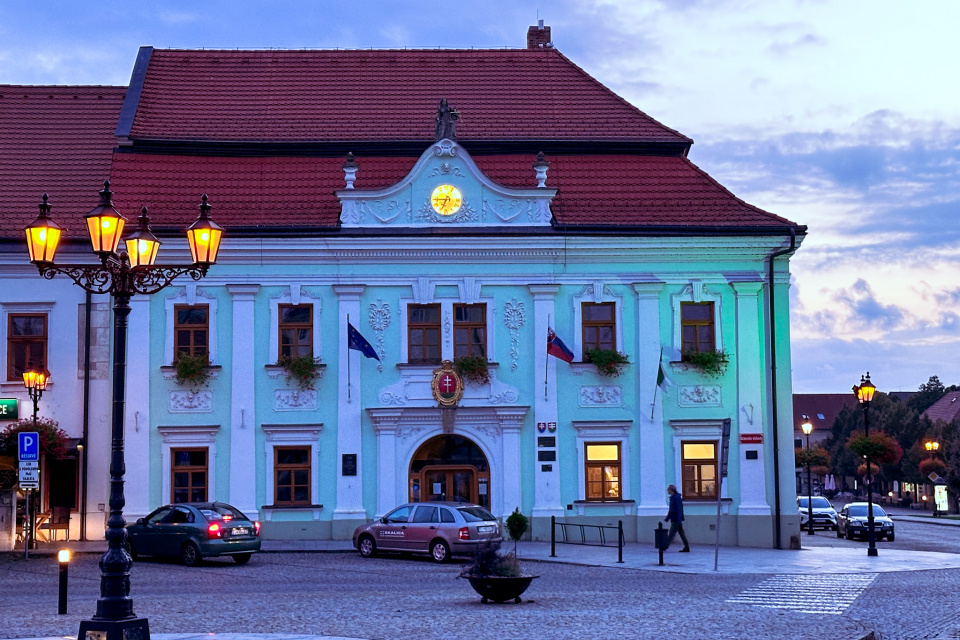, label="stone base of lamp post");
[78,617,150,640]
